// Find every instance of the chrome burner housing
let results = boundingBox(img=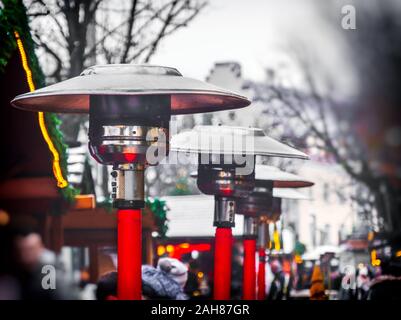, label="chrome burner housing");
[88,95,170,166]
